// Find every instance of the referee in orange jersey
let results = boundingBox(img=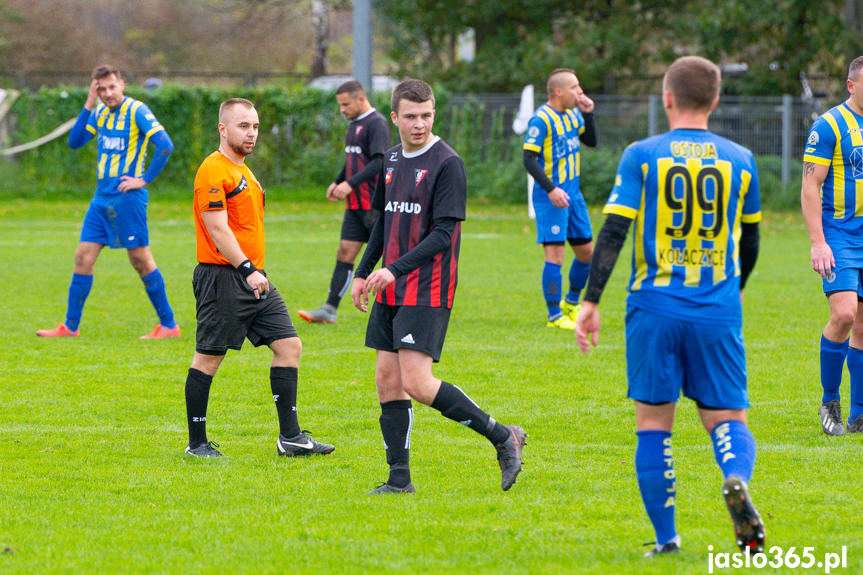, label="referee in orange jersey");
[183,97,334,458]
